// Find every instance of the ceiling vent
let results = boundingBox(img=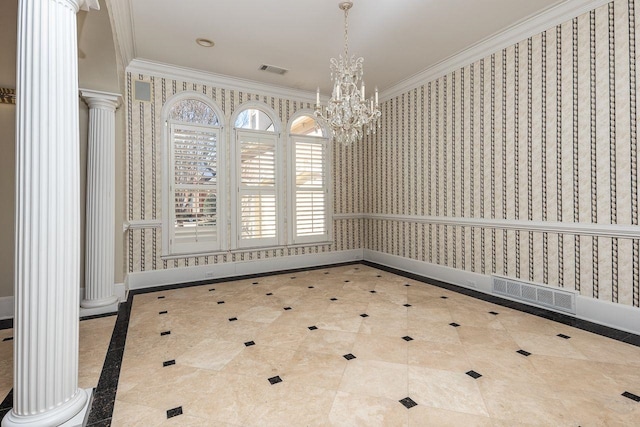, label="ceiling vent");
[259,64,288,75]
